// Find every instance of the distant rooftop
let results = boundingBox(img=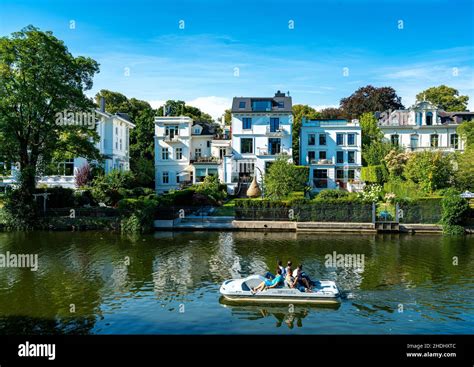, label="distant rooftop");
[302,118,359,127]
[231,90,292,113]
